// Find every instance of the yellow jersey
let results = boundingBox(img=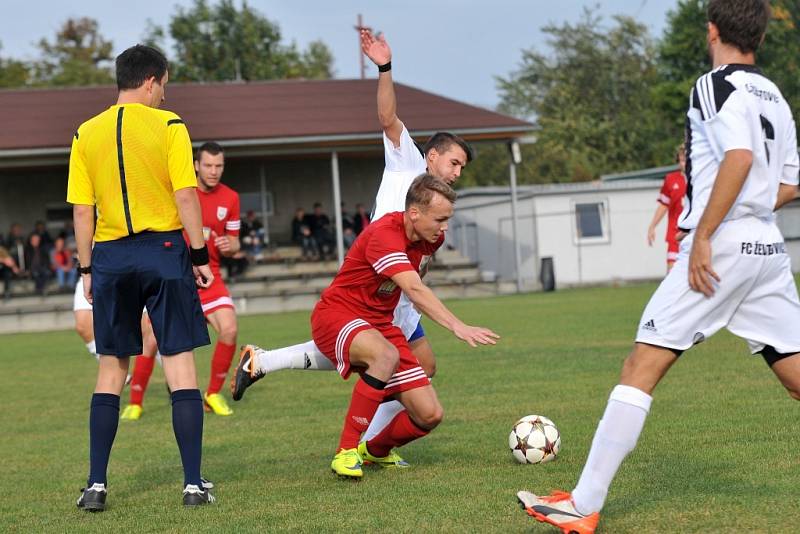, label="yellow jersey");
[67,103,197,242]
